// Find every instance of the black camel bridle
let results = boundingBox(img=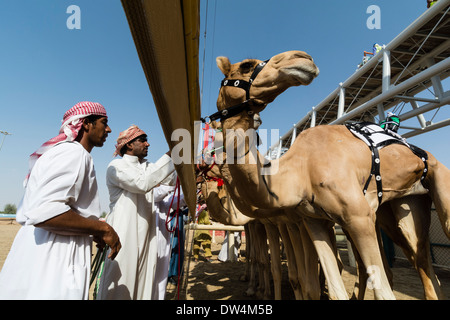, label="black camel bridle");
[201,59,270,123]
[200,58,279,200]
